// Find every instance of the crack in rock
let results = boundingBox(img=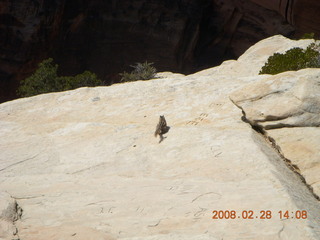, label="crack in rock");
[247,123,320,201]
[0,153,41,172]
